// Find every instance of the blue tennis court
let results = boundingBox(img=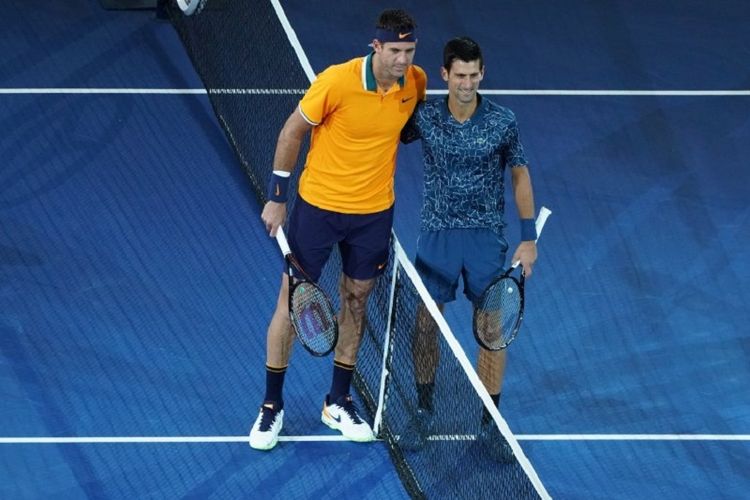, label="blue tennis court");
[1,1,748,498]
